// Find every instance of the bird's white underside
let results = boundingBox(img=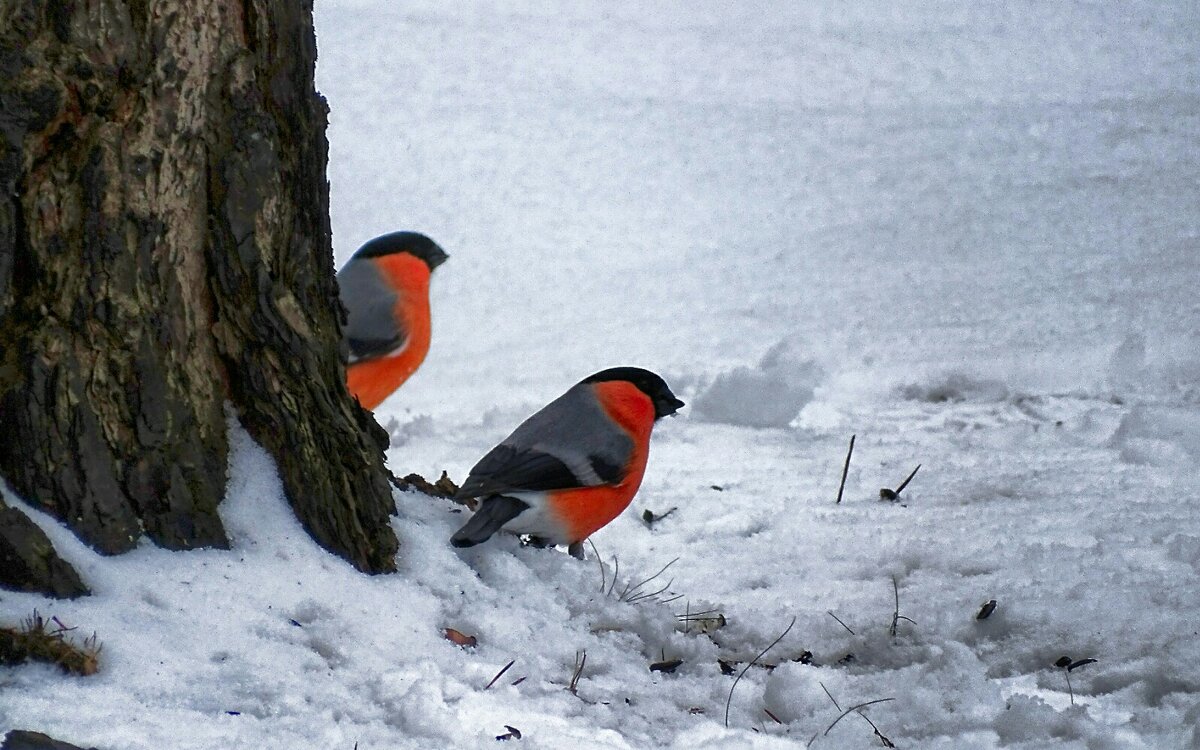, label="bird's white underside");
[495,491,571,545]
